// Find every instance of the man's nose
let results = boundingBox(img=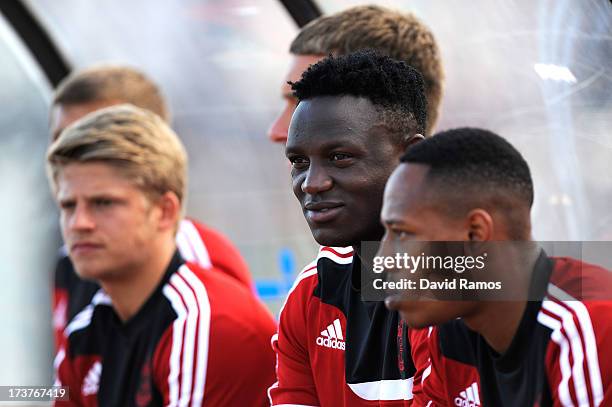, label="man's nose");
[267,106,291,144]
[69,204,96,231]
[301,164,333,194]
[375,231,391,259]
